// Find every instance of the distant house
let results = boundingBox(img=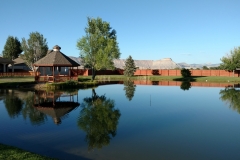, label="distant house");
[9,57,31,72]
[0,57,14,72]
